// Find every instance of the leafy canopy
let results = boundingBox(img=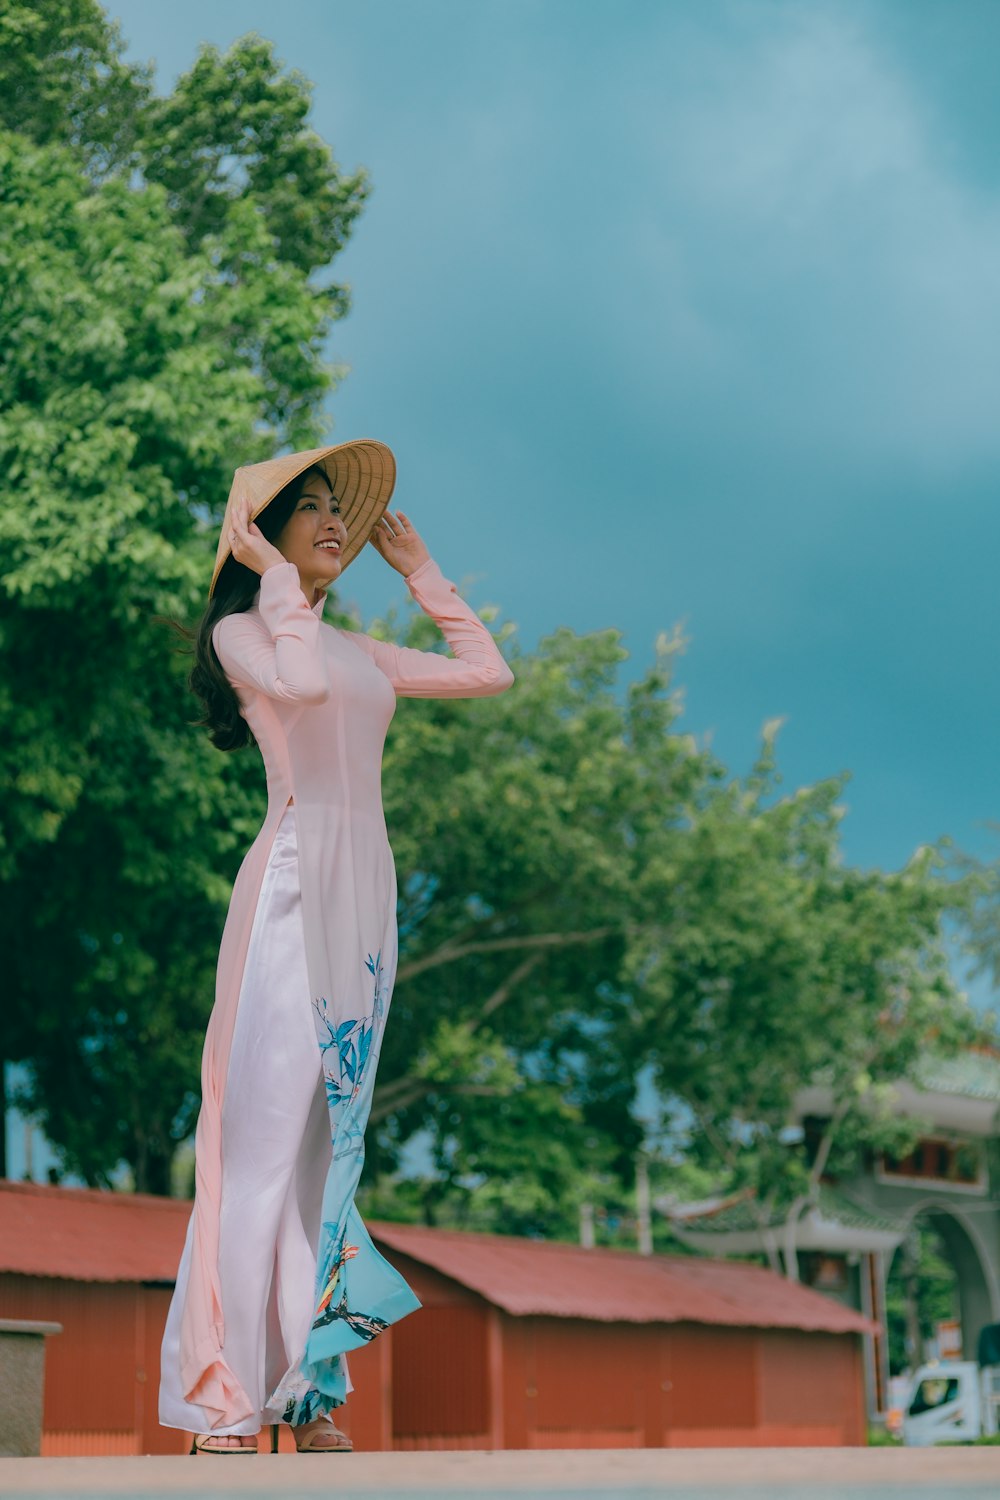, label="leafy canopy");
[0,4,979,1244]
[0,1,366,1192]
